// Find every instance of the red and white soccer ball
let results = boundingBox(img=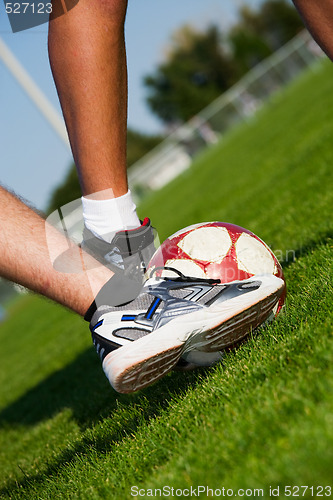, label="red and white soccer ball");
[148,221,286,315]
